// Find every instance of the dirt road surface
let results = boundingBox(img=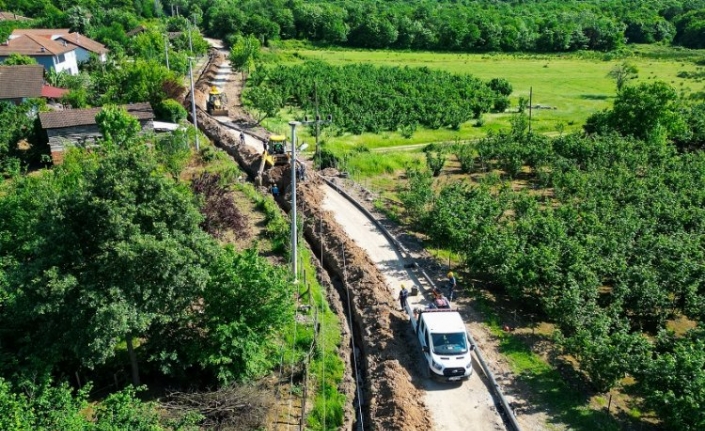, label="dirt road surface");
[322,187,506,431]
